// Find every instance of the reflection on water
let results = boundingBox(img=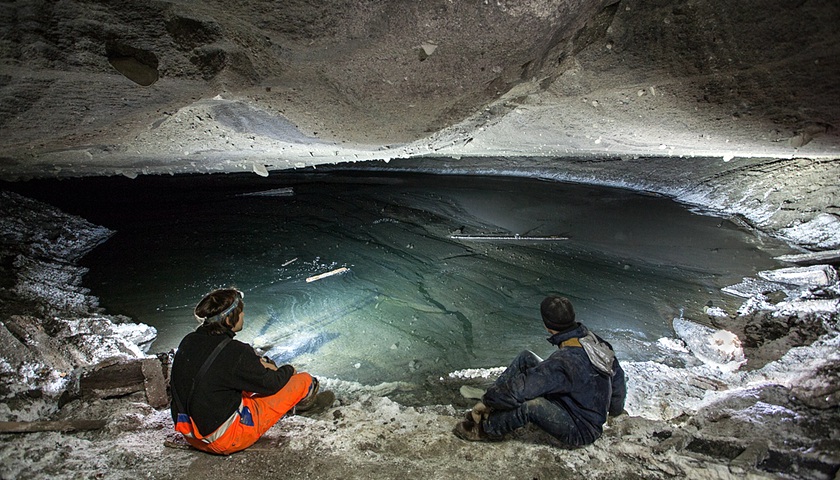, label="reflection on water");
[7,171,793,390]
